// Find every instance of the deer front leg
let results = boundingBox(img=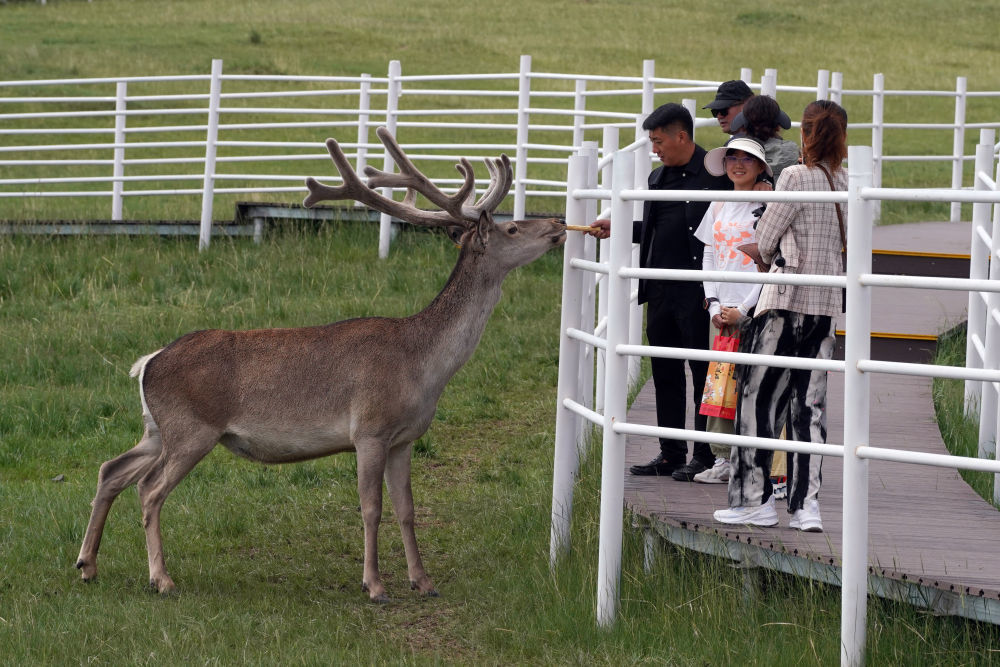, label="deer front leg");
[385,443,437,596]
[356,441,389,602]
